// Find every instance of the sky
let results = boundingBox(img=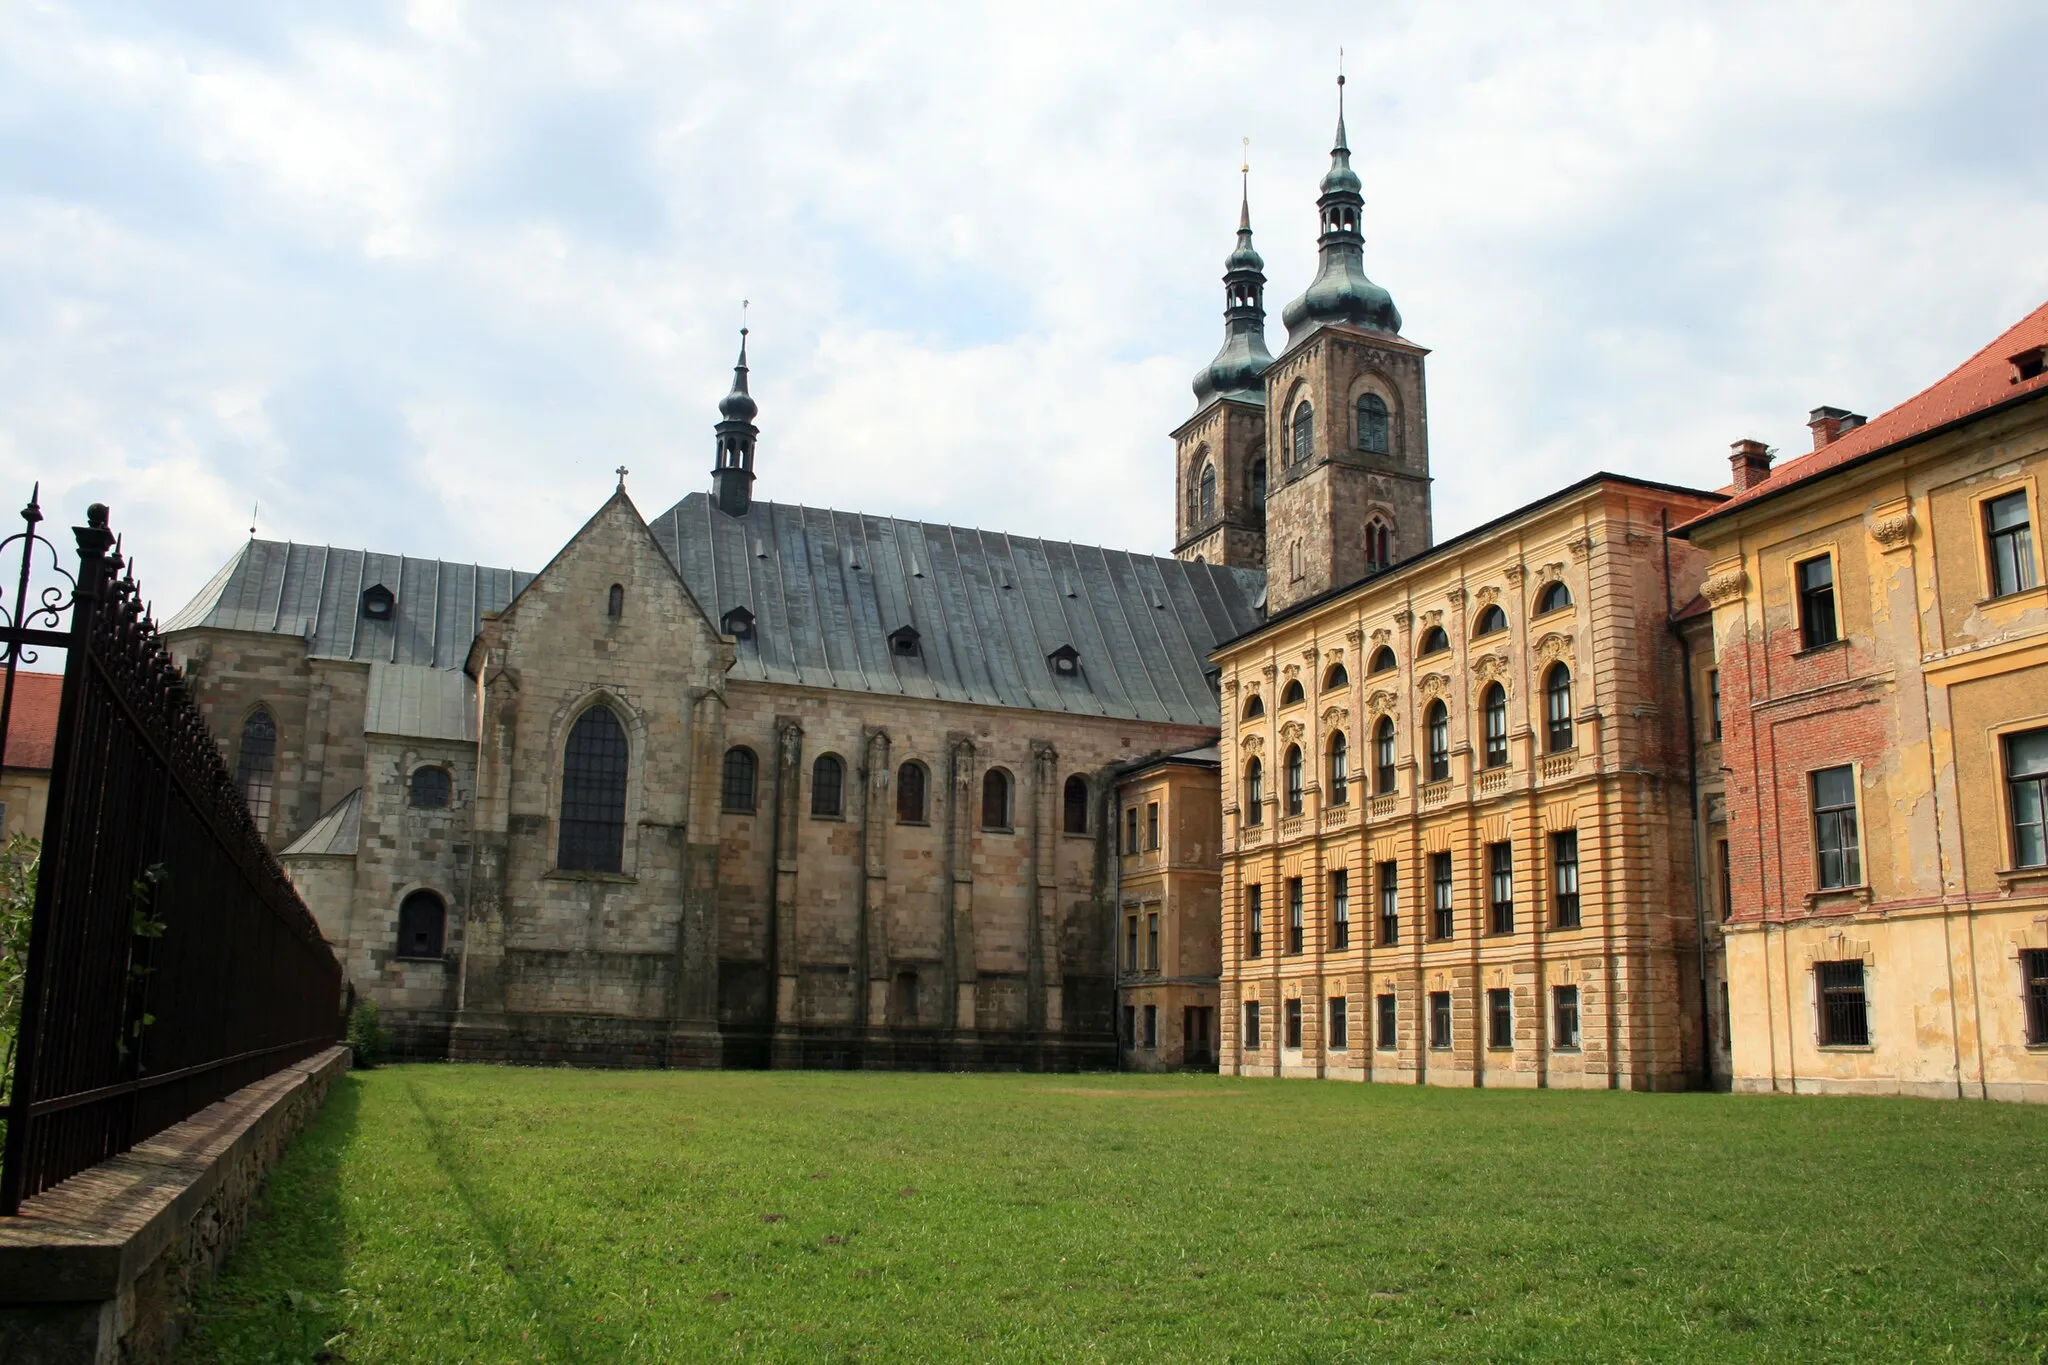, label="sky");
[2,1,2045,617]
